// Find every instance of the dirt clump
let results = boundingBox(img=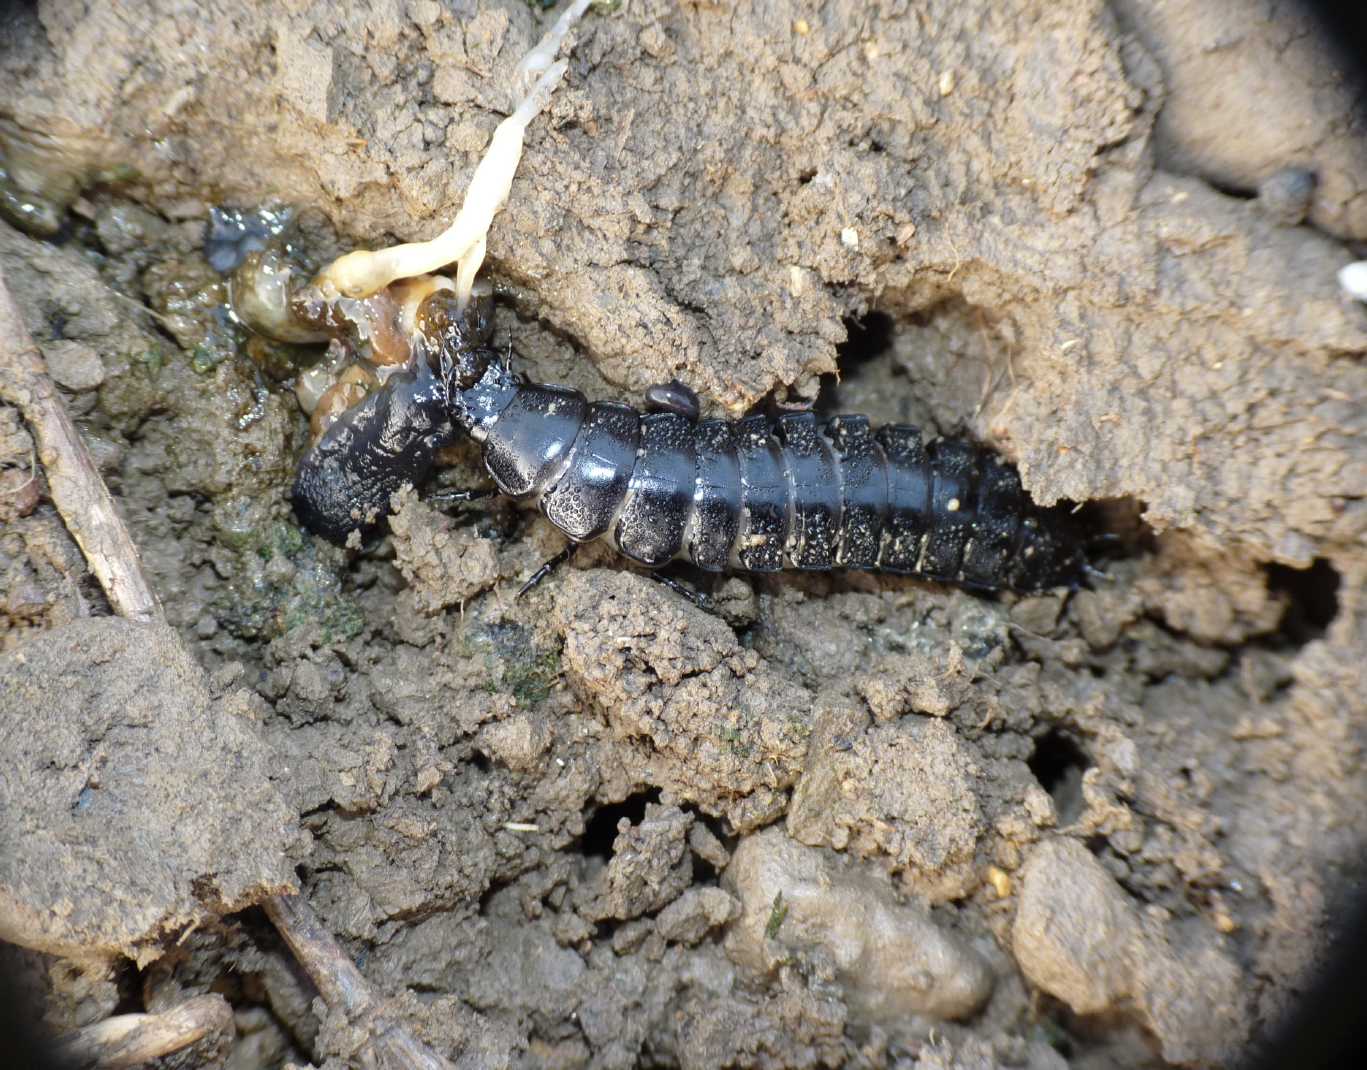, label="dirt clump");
[0,618,303,966]
[1110,0,1367,240]
[1014,838,1247,1067]
[552,568,813,832]
[788,716,988,903]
